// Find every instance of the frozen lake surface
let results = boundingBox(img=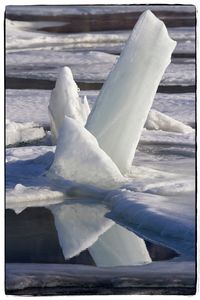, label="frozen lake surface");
[5,5,196,295]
